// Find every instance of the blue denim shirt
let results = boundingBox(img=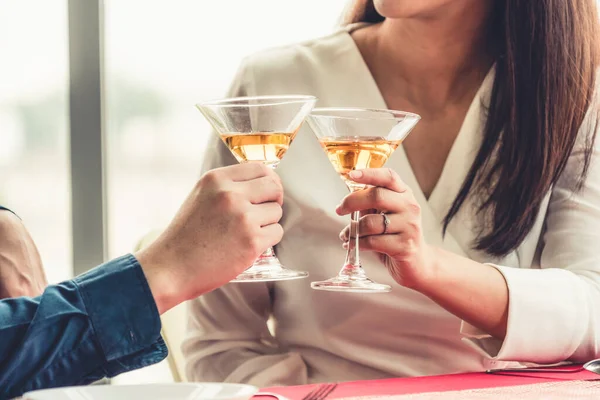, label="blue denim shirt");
[0,205,17,217]
[0,246,167,399]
